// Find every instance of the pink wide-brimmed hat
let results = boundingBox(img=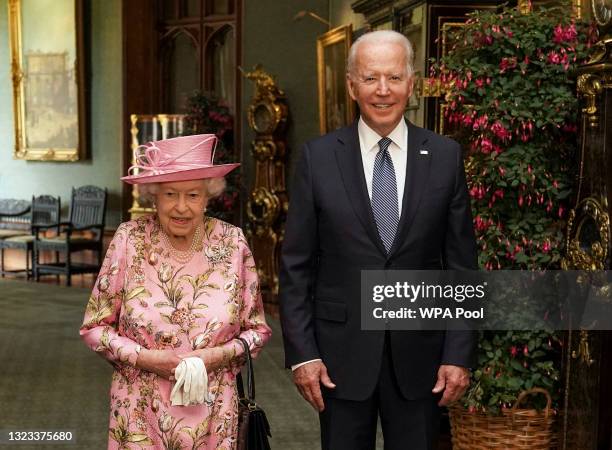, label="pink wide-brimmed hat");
[121,134,240,184]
